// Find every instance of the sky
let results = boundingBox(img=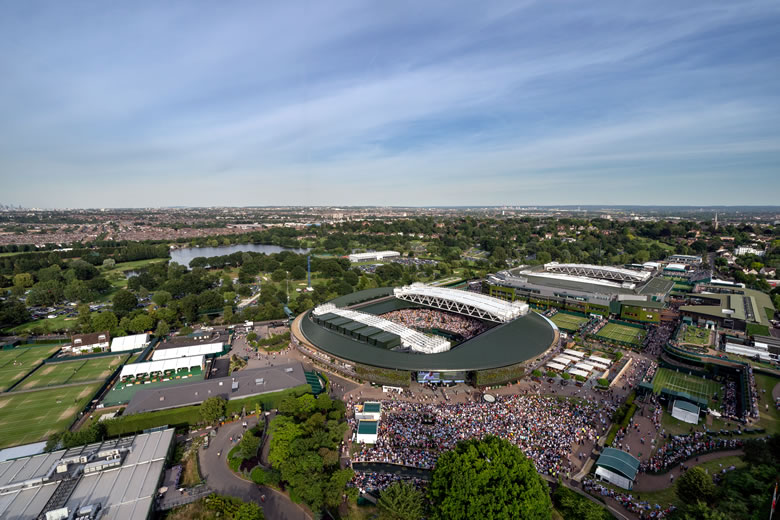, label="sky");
[1,1,779,208]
